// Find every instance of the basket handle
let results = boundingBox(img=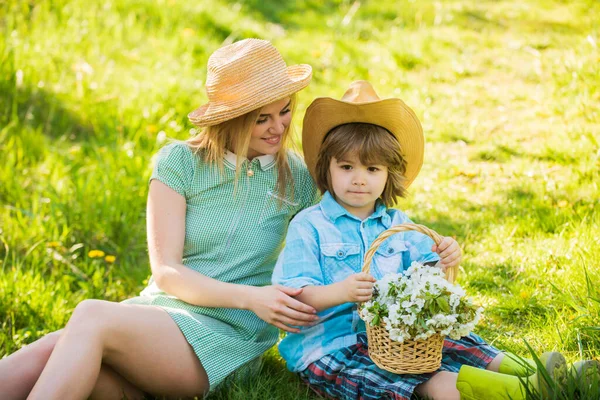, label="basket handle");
[362,223,459,283]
